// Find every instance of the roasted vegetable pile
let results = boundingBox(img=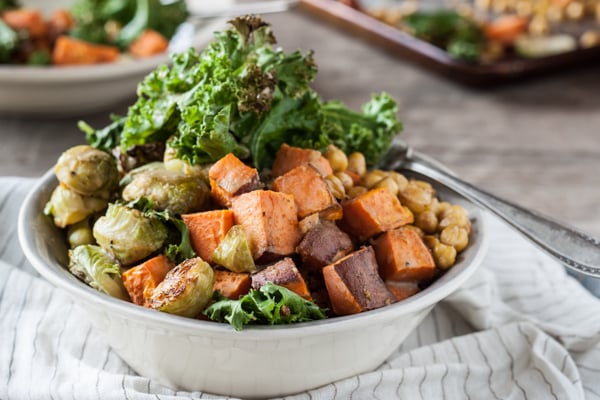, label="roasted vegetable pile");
[356,0,600,62]
[45,17,472,330]
[0,0,187,65]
